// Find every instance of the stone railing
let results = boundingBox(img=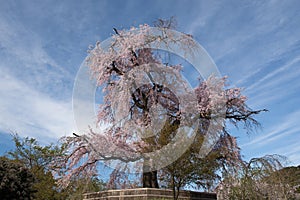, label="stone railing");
[83,188,217,200]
